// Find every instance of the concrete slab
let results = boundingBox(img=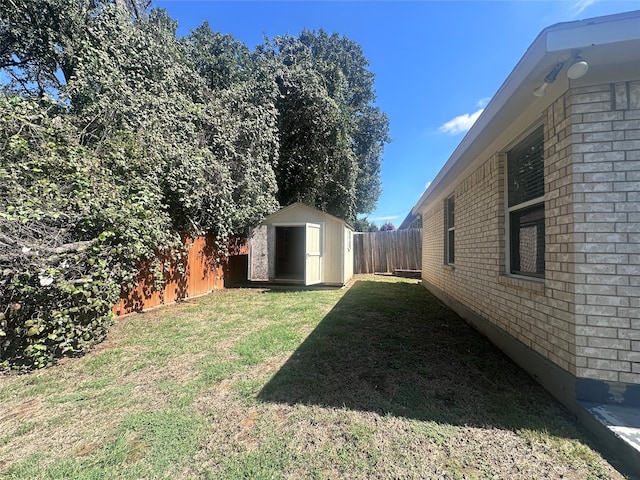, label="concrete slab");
[580,401,640,477]
[582,403,640,453]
